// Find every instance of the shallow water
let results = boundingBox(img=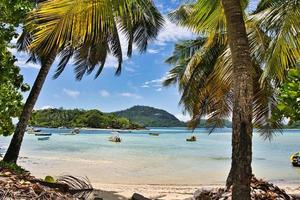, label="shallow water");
[1,128,300,185]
